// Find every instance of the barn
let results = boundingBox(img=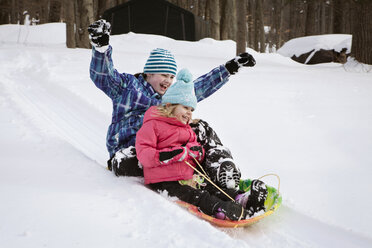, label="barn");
[102,0,208,41]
